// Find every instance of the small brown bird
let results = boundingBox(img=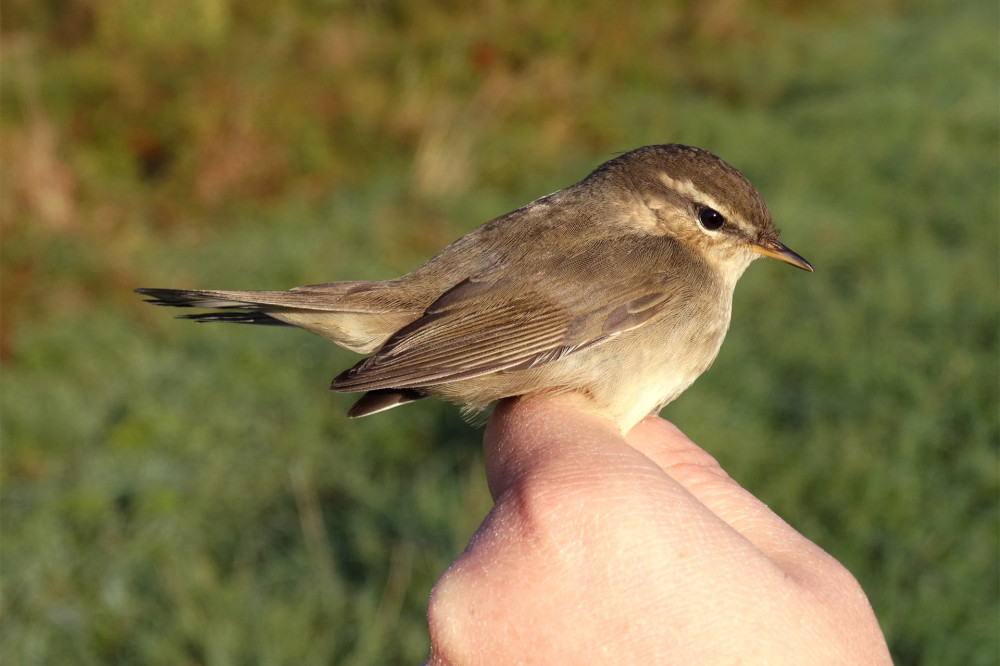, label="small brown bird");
[137,144,811,431]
